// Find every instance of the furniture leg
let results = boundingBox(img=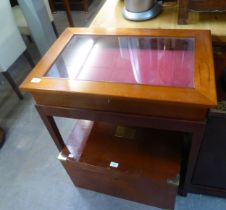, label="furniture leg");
[0,127,5,148]
[52,21,59,37]
[23,50,35,68]
[62,0,74,27]
[48,0,56,13]
[26,35,33,43]
[178,0,190,24]
[84,0,88,12]
[2,71,23,100]
[36,105,68,152]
